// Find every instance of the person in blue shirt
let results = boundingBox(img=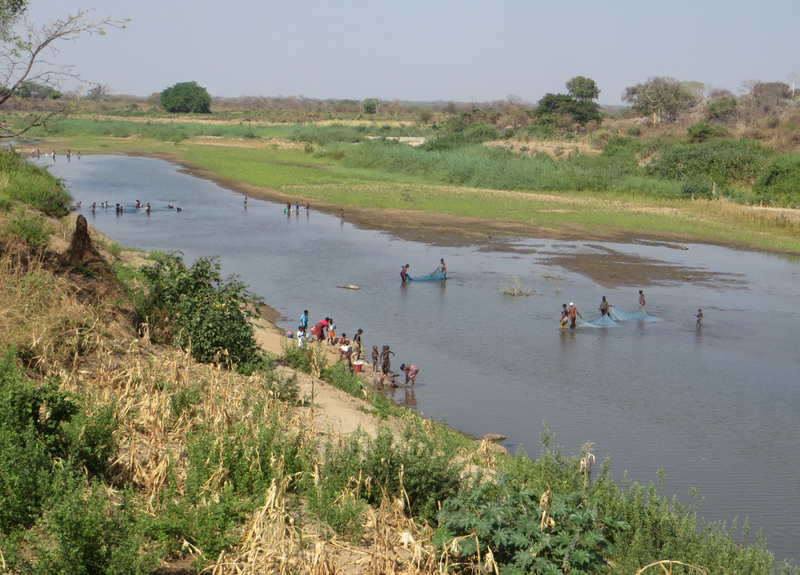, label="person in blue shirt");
[300,310,309,331]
